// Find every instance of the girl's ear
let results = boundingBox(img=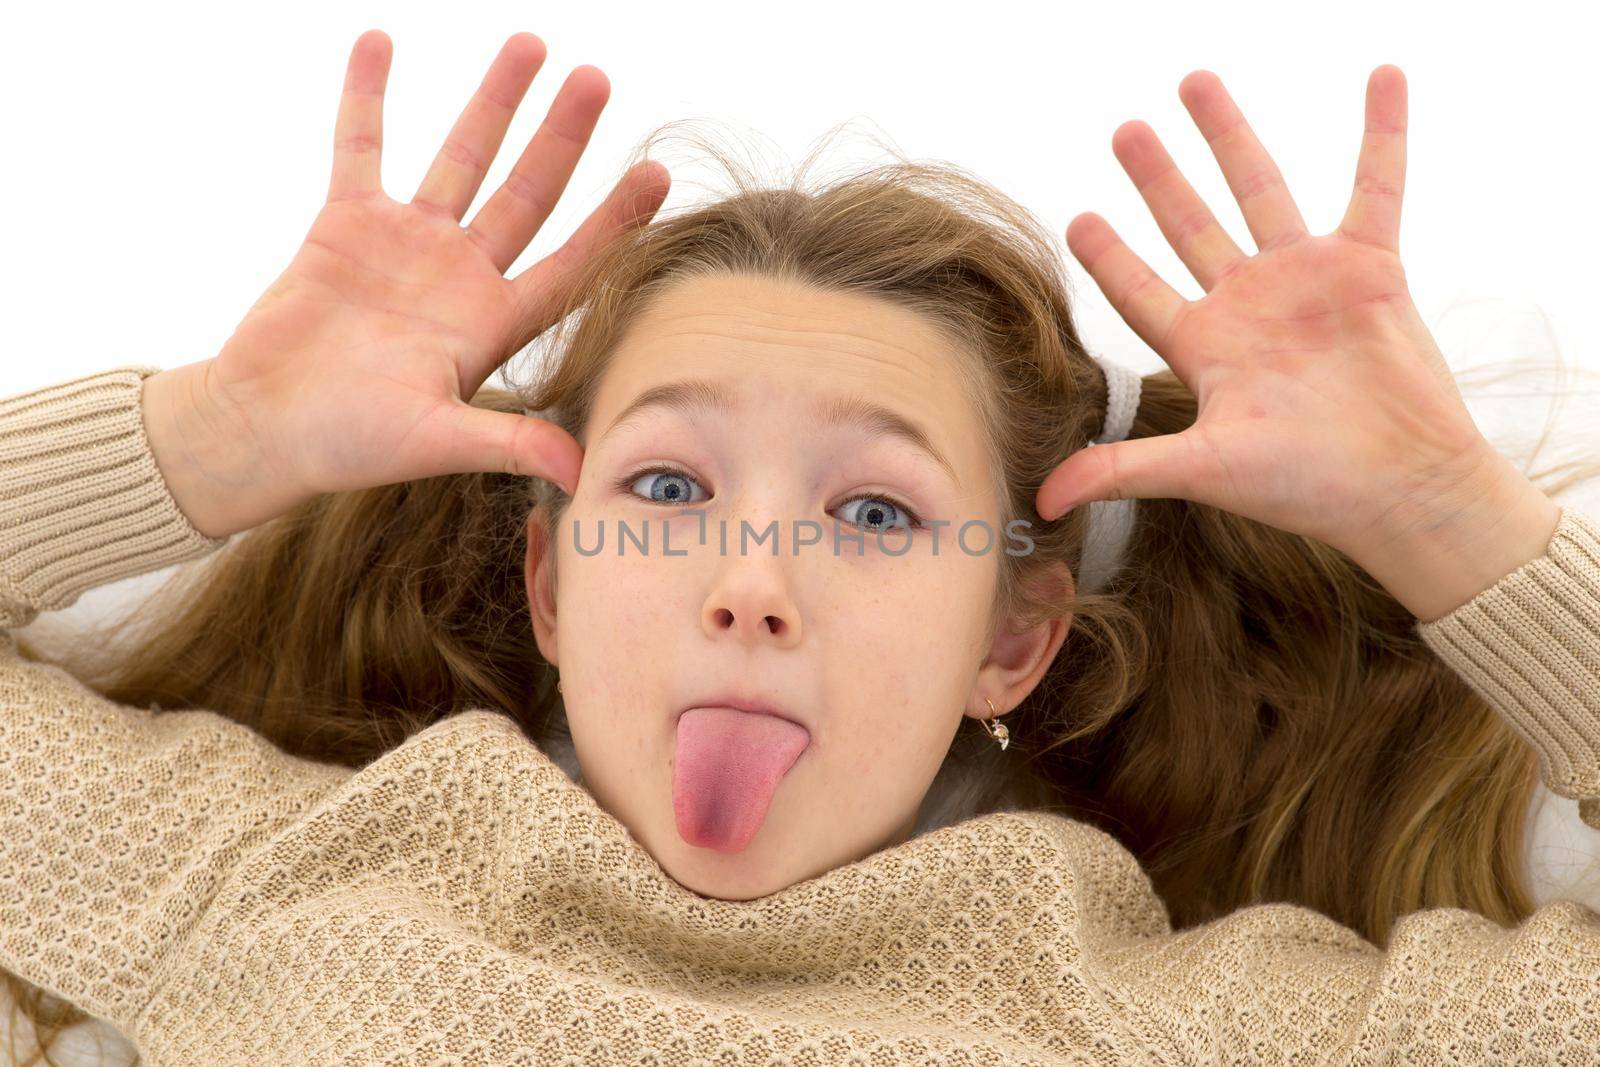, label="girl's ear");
[968,562,1073,721]
[525,513,560,666]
